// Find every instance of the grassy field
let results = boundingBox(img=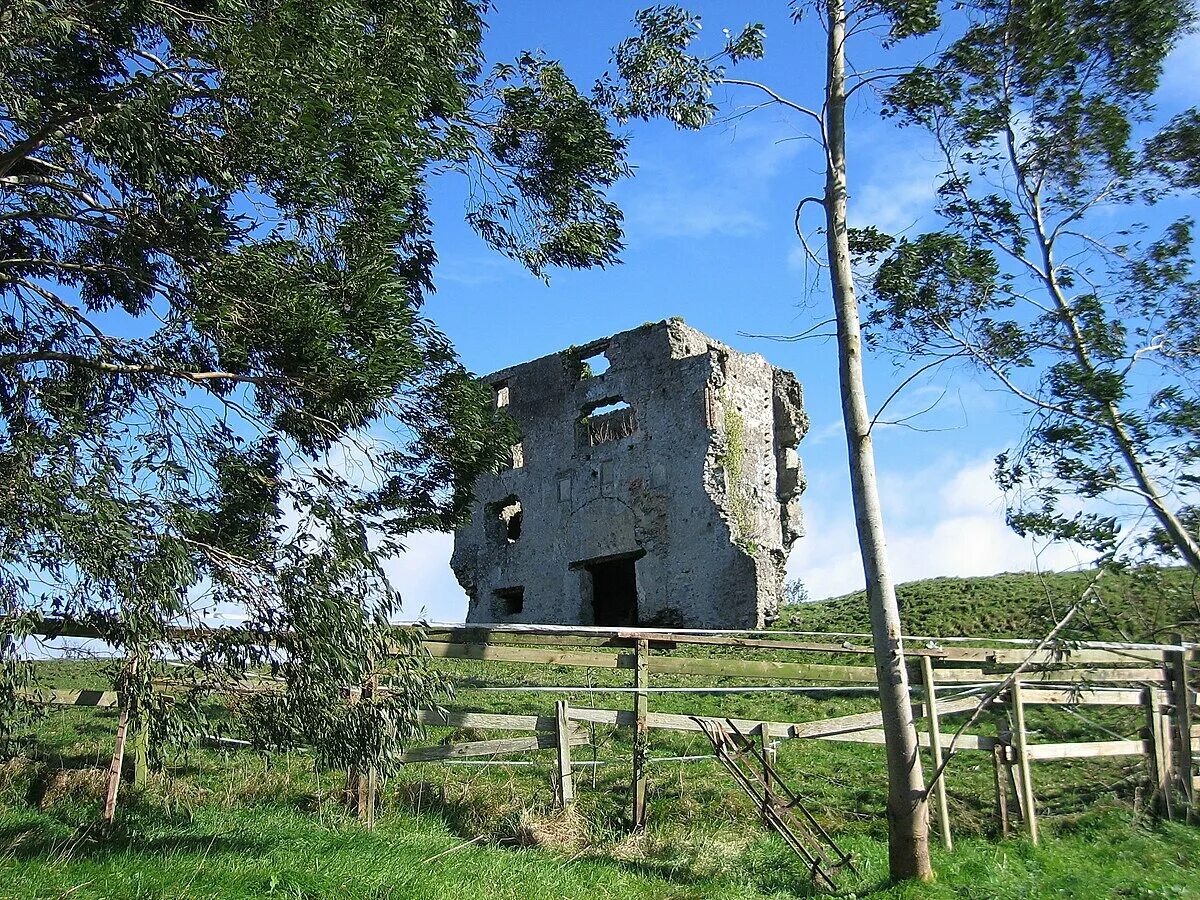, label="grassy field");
[2,569,1199,898]
[780,566,1200,642]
